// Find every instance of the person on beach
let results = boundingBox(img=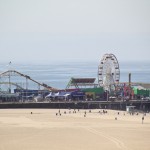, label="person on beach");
[142,116,144,124]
